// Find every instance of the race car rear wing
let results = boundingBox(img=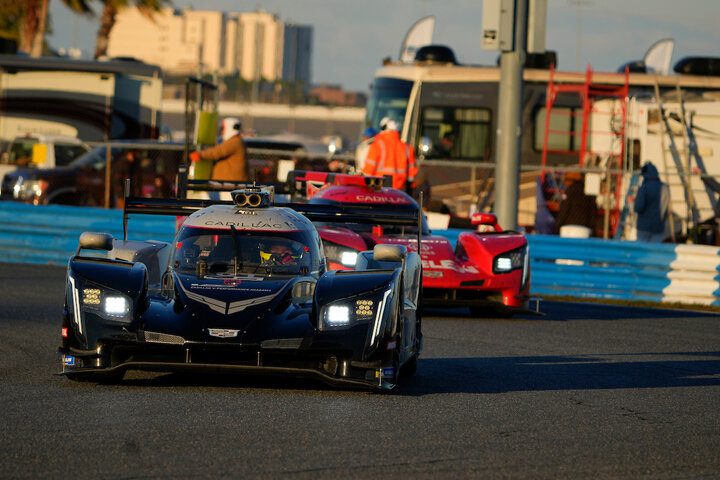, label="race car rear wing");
[286,170,392,199]
[122,183,424,247]
[186,179,291,194]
